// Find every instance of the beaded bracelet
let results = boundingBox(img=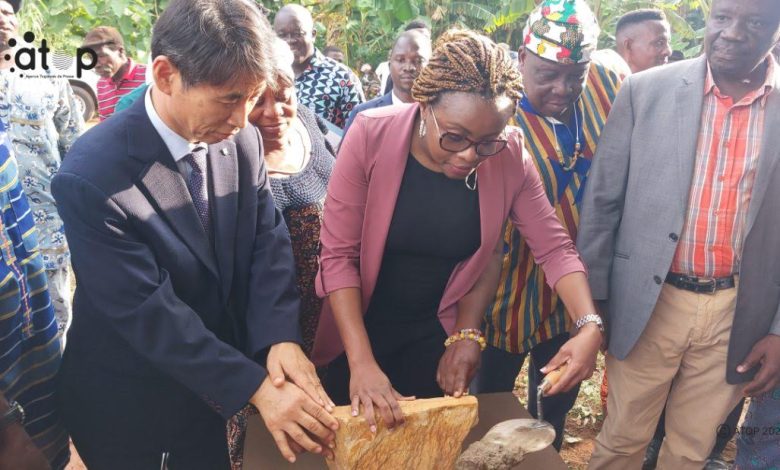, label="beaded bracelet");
[444,328,487,351]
